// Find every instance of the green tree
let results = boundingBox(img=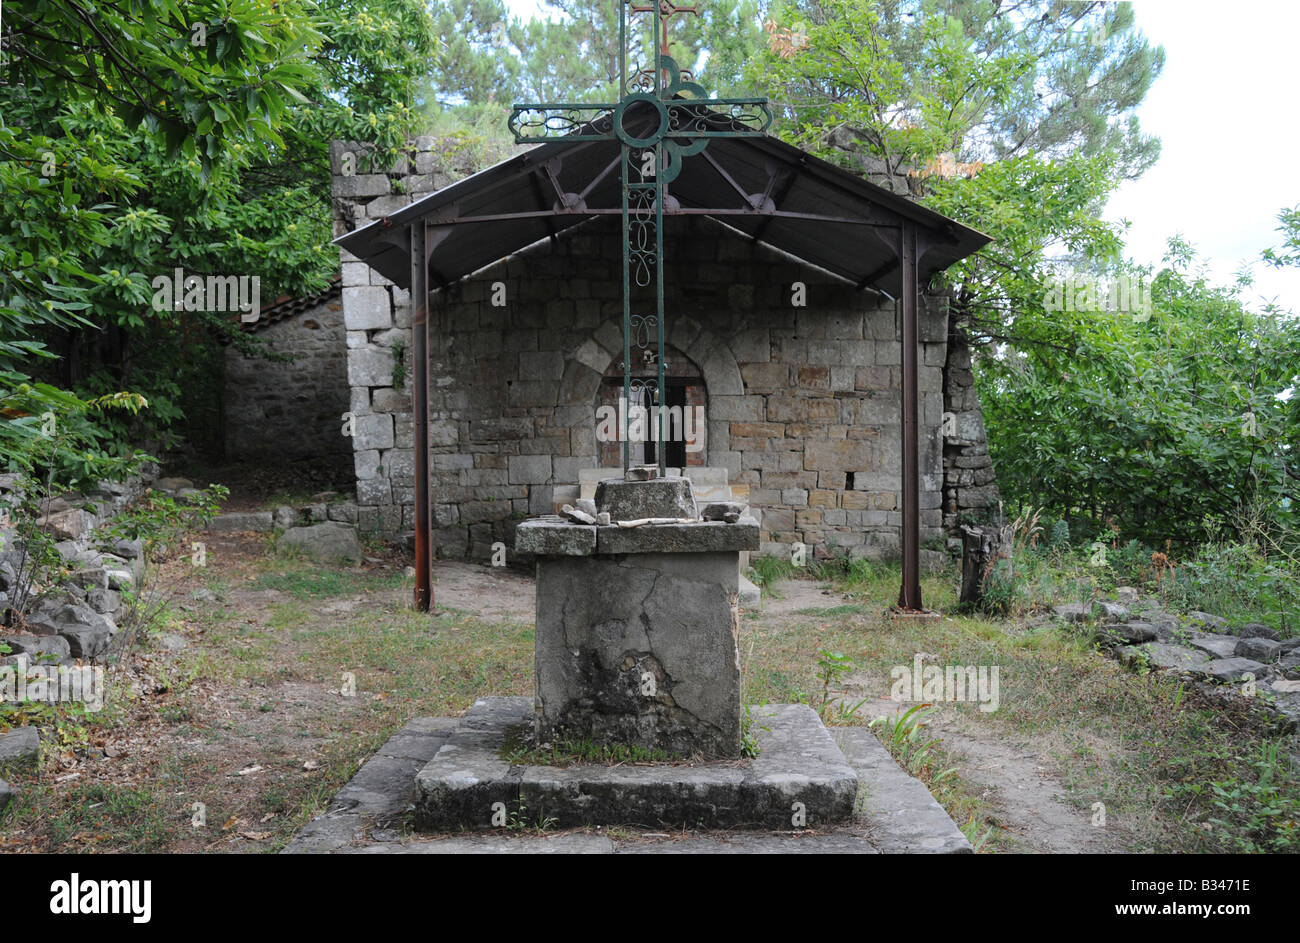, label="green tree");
[0,0,436,475]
